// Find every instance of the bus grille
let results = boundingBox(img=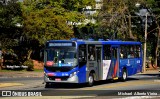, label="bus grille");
[48,76,69,81]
